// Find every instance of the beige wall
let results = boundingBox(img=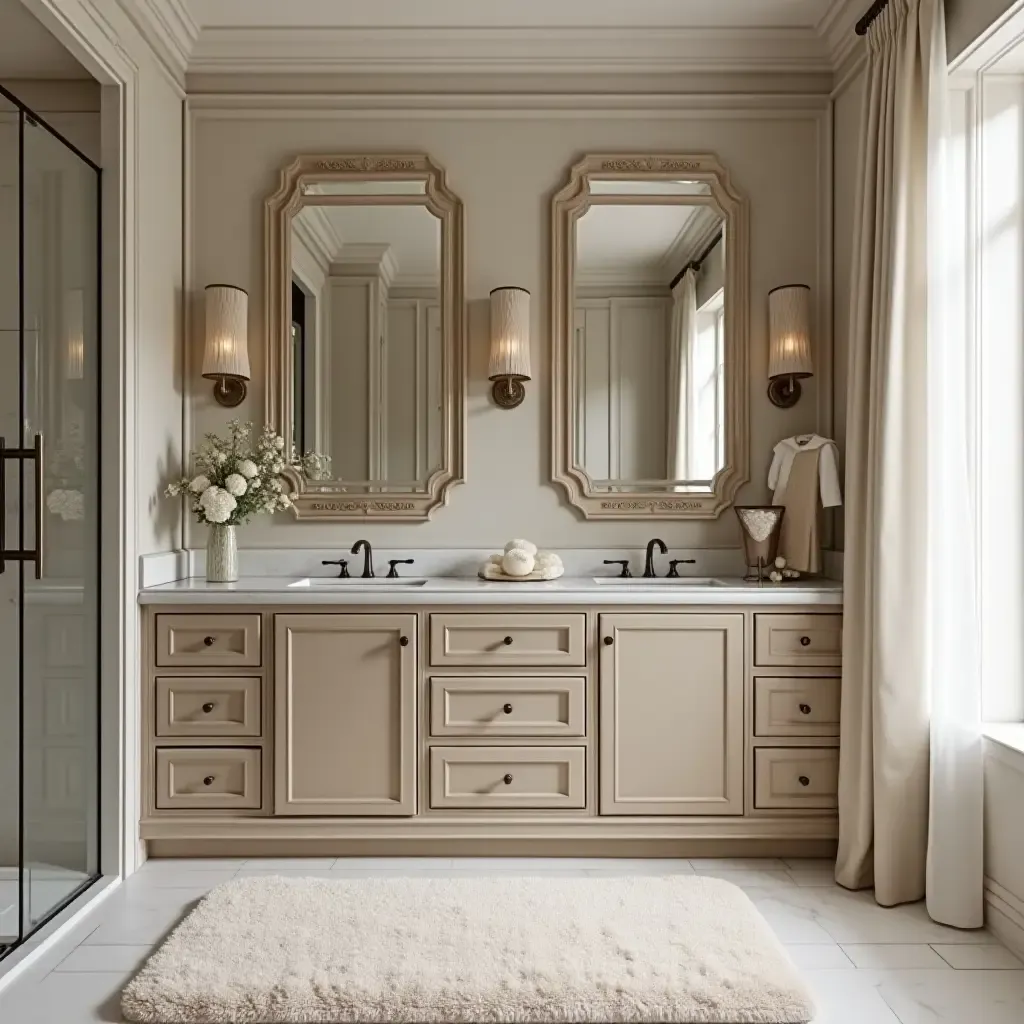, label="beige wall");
[984,743,1024,956]
[186,97,830,550]
[830,61,866,553]
[947,0,1020,59]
